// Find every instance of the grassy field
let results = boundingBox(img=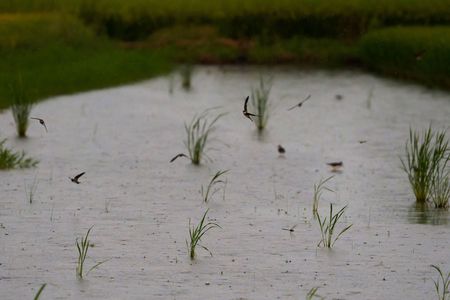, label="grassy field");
[0,1,449,109]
